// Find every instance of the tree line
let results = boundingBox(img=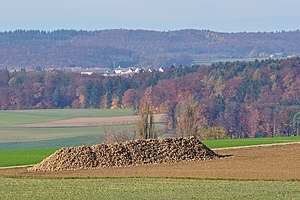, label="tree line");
[0,58,300,138]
